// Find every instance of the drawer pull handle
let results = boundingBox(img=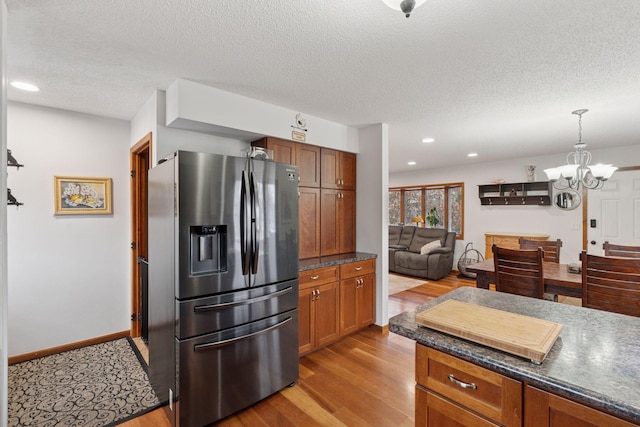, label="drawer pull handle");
[355,267,363,271]
[448,374,477,390]
[310,275,320,280]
